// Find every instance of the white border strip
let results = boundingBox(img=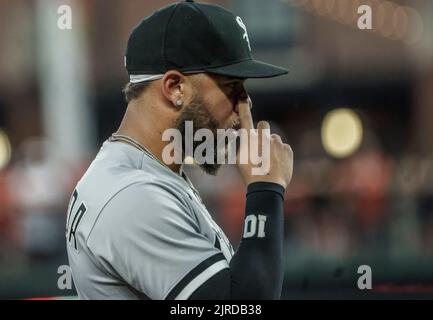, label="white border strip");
[130,74,164,83]
[130,71,204,84]
[174,259,229,300]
